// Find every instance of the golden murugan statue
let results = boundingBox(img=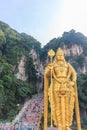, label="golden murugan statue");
[44,48,81,130]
